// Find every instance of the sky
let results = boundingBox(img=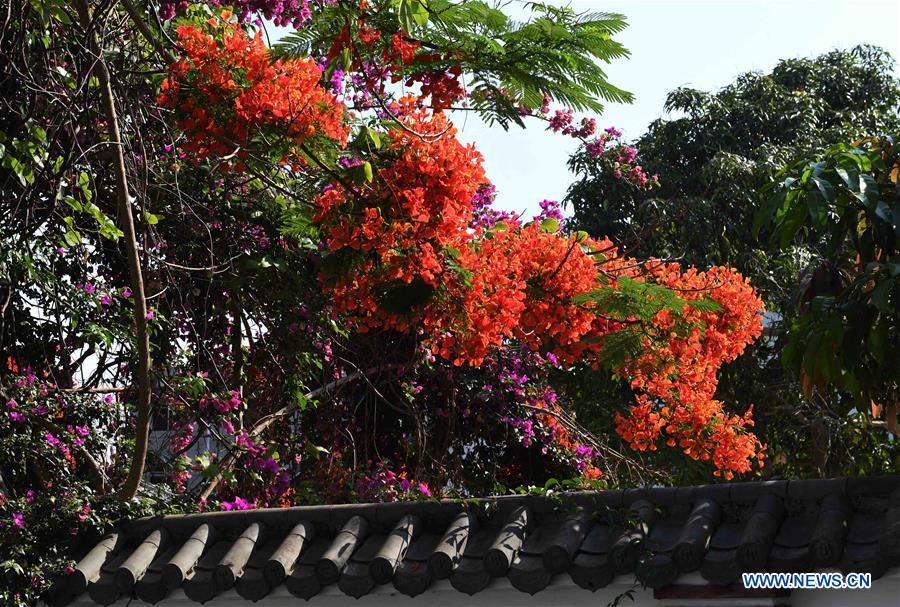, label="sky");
[446,0,900,216]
